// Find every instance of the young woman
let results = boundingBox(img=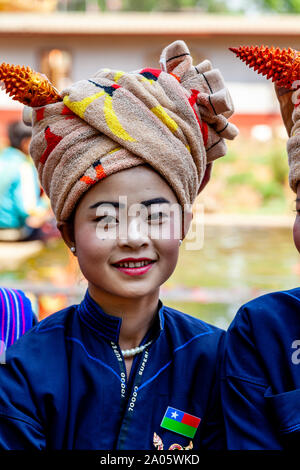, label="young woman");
[0,40,238,450]
[222,86,300,449]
